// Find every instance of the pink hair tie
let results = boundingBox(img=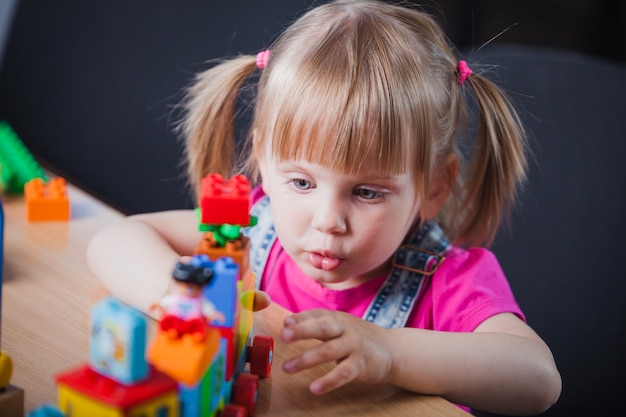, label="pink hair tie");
[256,49,271,69]
[458,60,473,85]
